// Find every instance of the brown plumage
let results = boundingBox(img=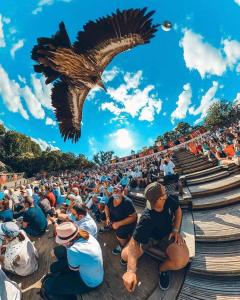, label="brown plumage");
[32,8,159,142]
